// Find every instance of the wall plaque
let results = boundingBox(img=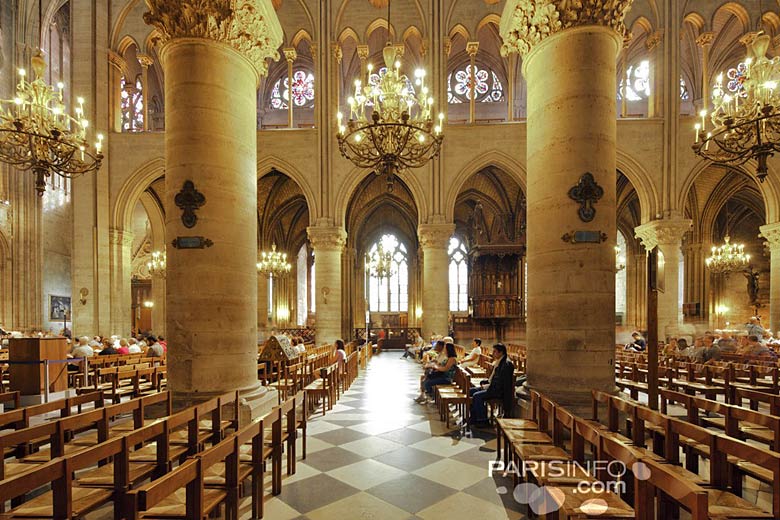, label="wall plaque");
[172,236,214,249]
[568,173,603,223]
[561,231,608,244]
[174,180,205,228]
